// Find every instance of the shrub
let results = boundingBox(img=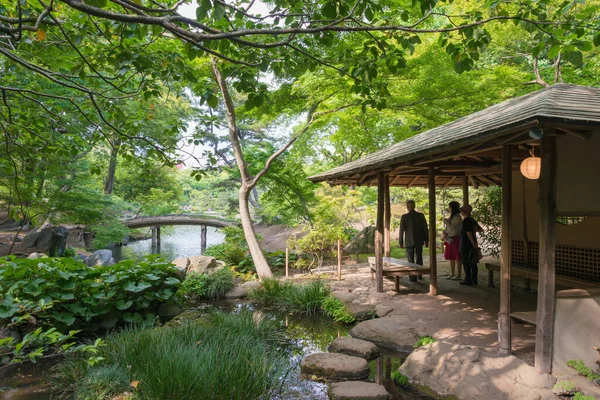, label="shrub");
[248,278,295,308]
[414,336,436,348]
[179,268,235,299]
[391,371,409,386]
[53,311,288,400]
[204,227,256,274]
[0,256,181,331]
[321,295,356,324]
[567,359,600,382]
[76,364,131,400]
[90,219,130,250]
[248,279,329,315]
